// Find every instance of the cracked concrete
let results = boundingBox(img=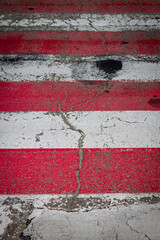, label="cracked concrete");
[51,96,85,196]
[126,219,139,234]
[0,194,160,240]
